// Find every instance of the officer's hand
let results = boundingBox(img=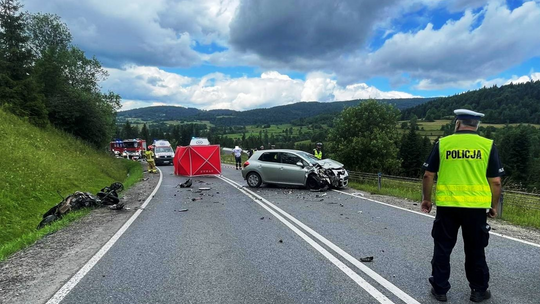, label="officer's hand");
[421,200,432,213]
[488,207,498,218]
